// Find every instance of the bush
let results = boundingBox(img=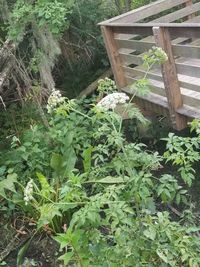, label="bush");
[0,48,200,266]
